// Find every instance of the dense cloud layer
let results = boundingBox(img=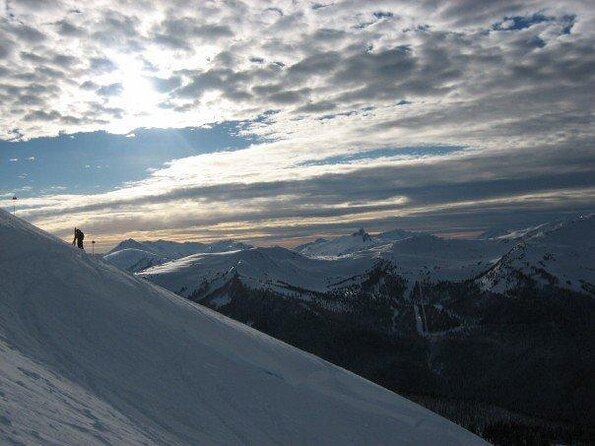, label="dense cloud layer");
[0,0,593,248]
